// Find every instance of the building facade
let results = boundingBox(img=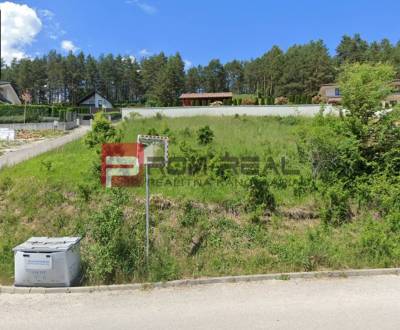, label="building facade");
[77,91,113,109]
[319,80,400,107]
[179,92,233,107]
